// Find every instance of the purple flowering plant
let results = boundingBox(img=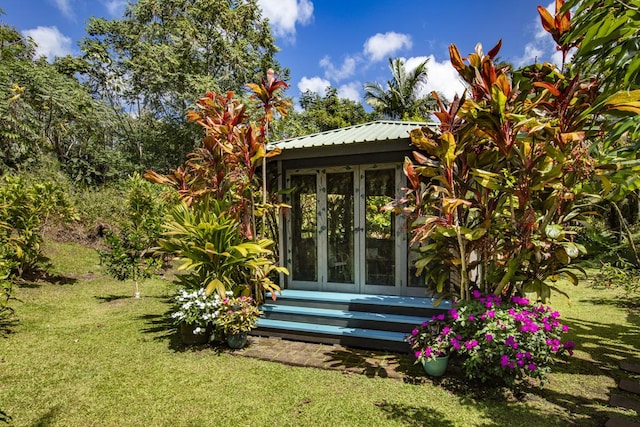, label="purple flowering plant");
[409,290,574,387]
[407,313,456,363]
